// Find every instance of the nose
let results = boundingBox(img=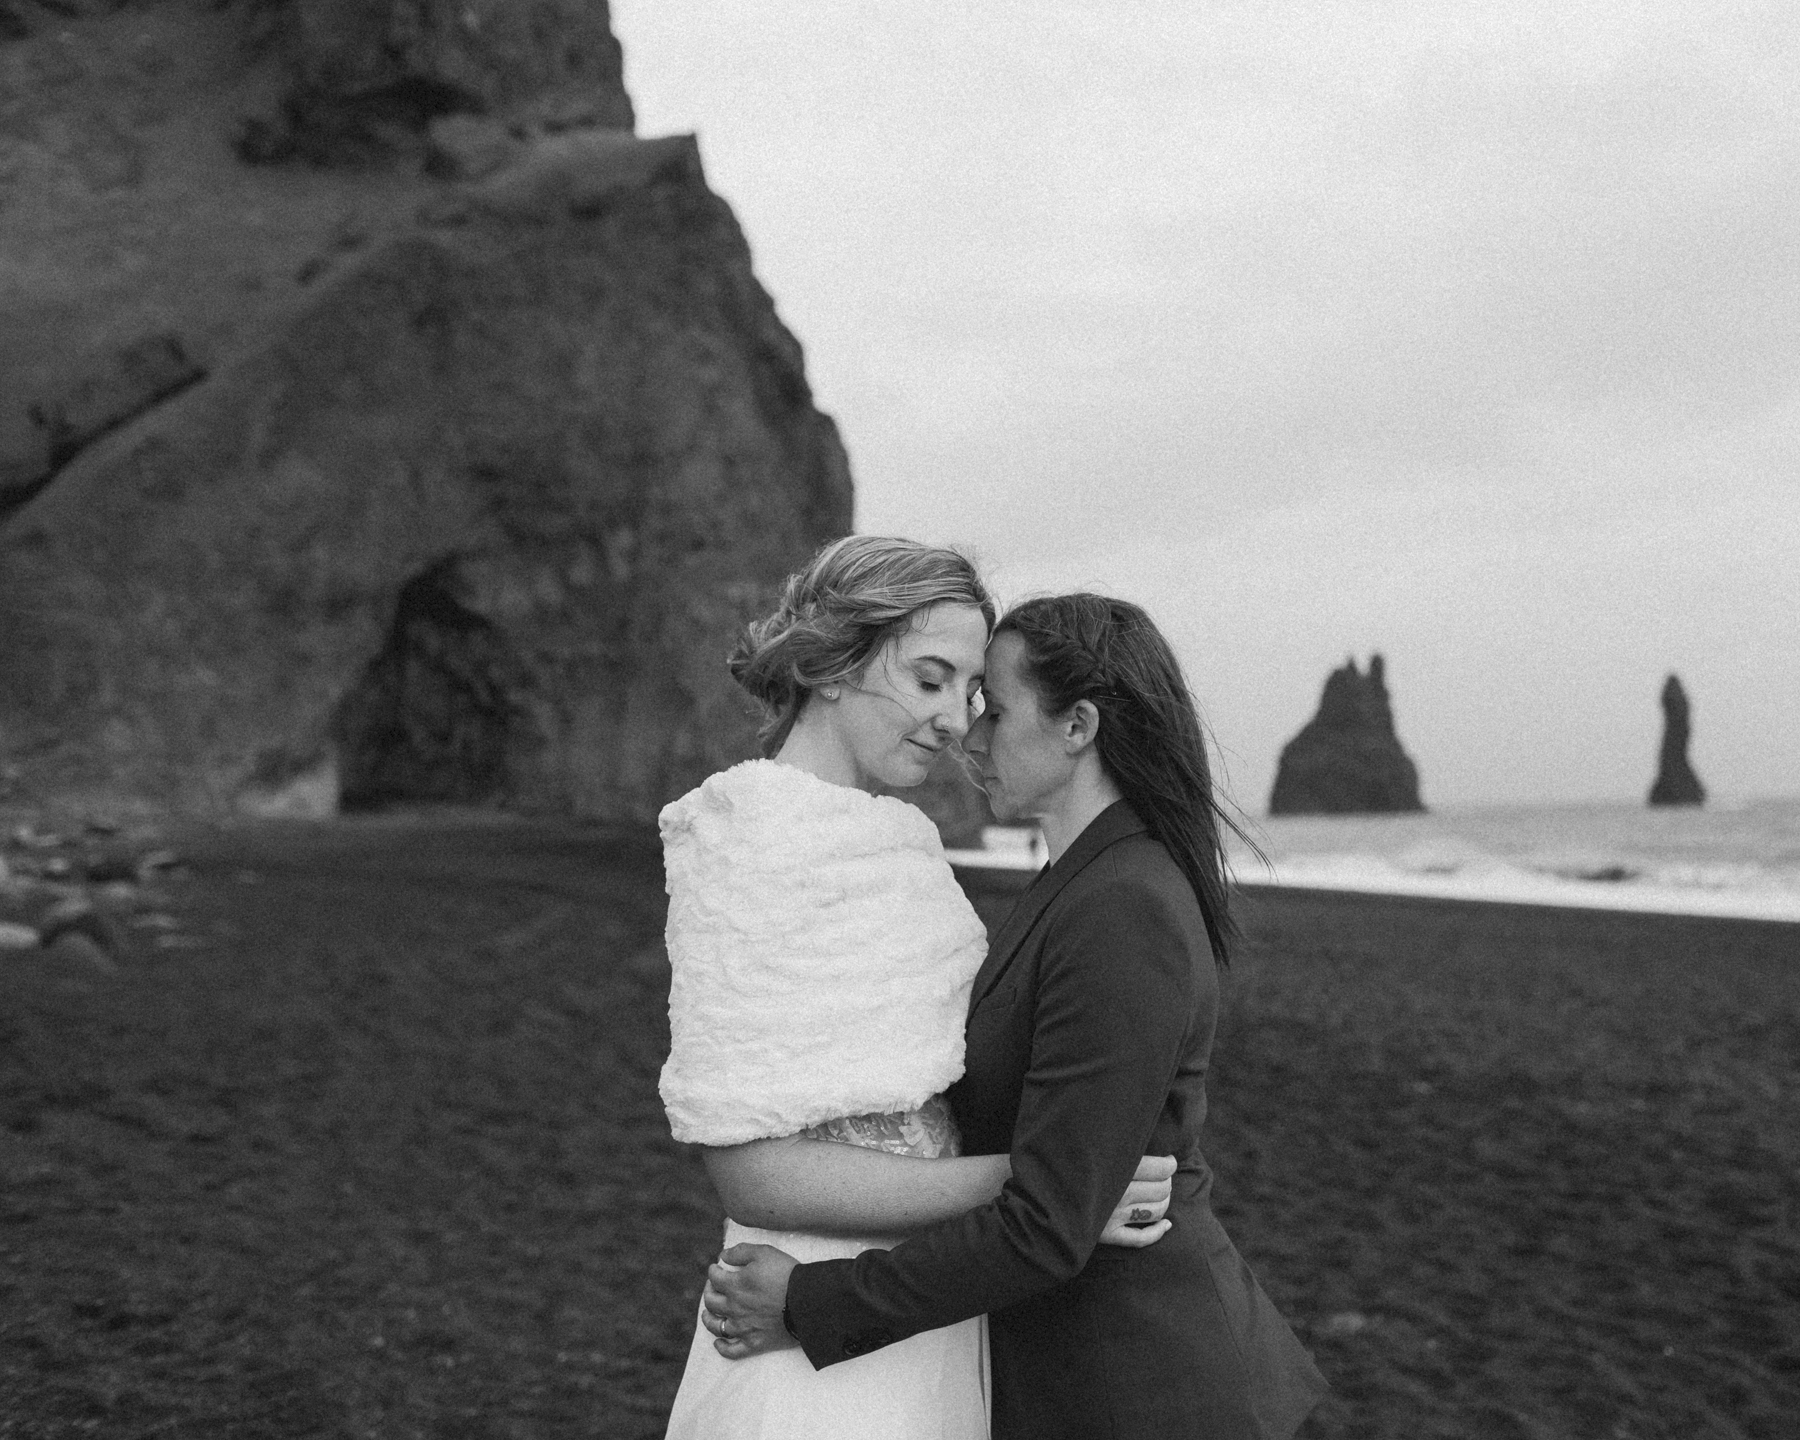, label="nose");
[963,712,992,756]
[935,694,972,743]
